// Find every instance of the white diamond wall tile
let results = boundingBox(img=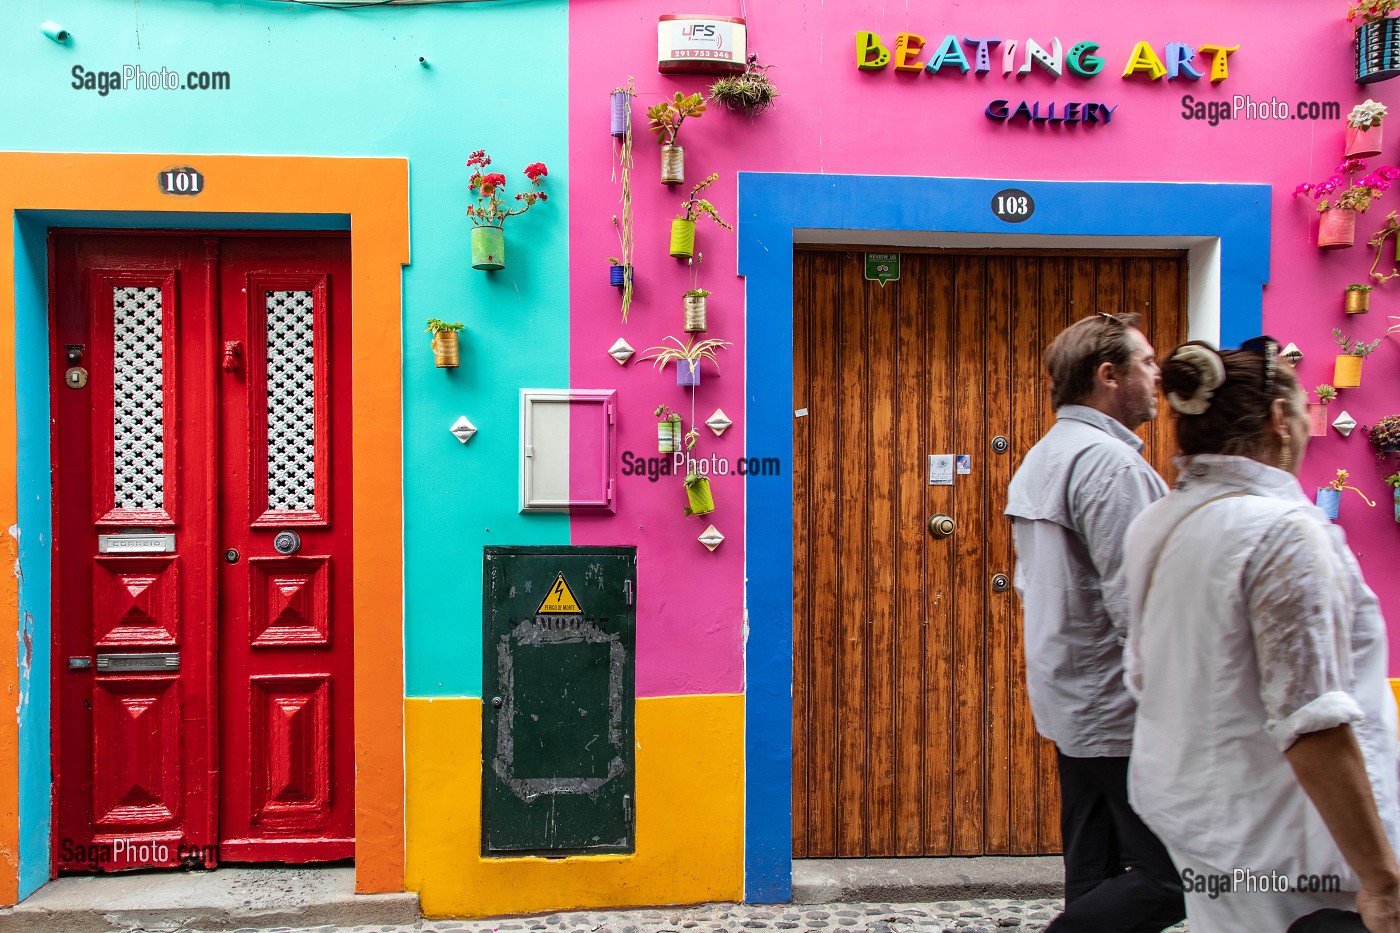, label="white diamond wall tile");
[1333,409,1357,437]
[113,286,165,510]
[266,290,316,511]
[706,408,732,436]
[698,525,725,550]
[450,416,478,443]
